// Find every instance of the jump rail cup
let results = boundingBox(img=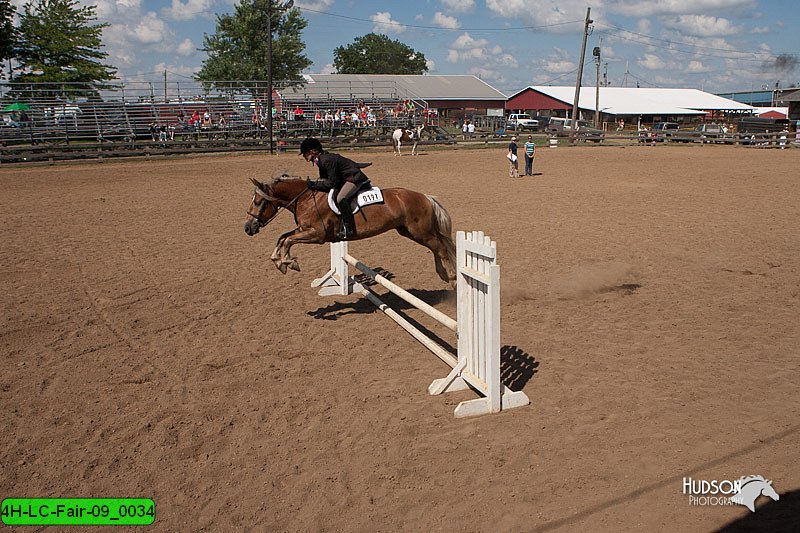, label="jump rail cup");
[311,231,530,418]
